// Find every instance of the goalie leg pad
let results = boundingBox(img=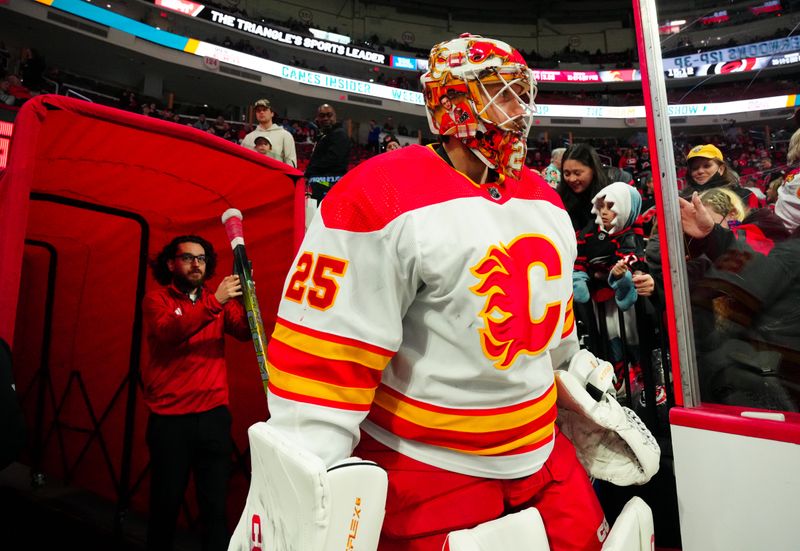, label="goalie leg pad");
[601,497,654,551]
[444,508,550,551]
[325,459,387,551]
[228,422,388,551]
